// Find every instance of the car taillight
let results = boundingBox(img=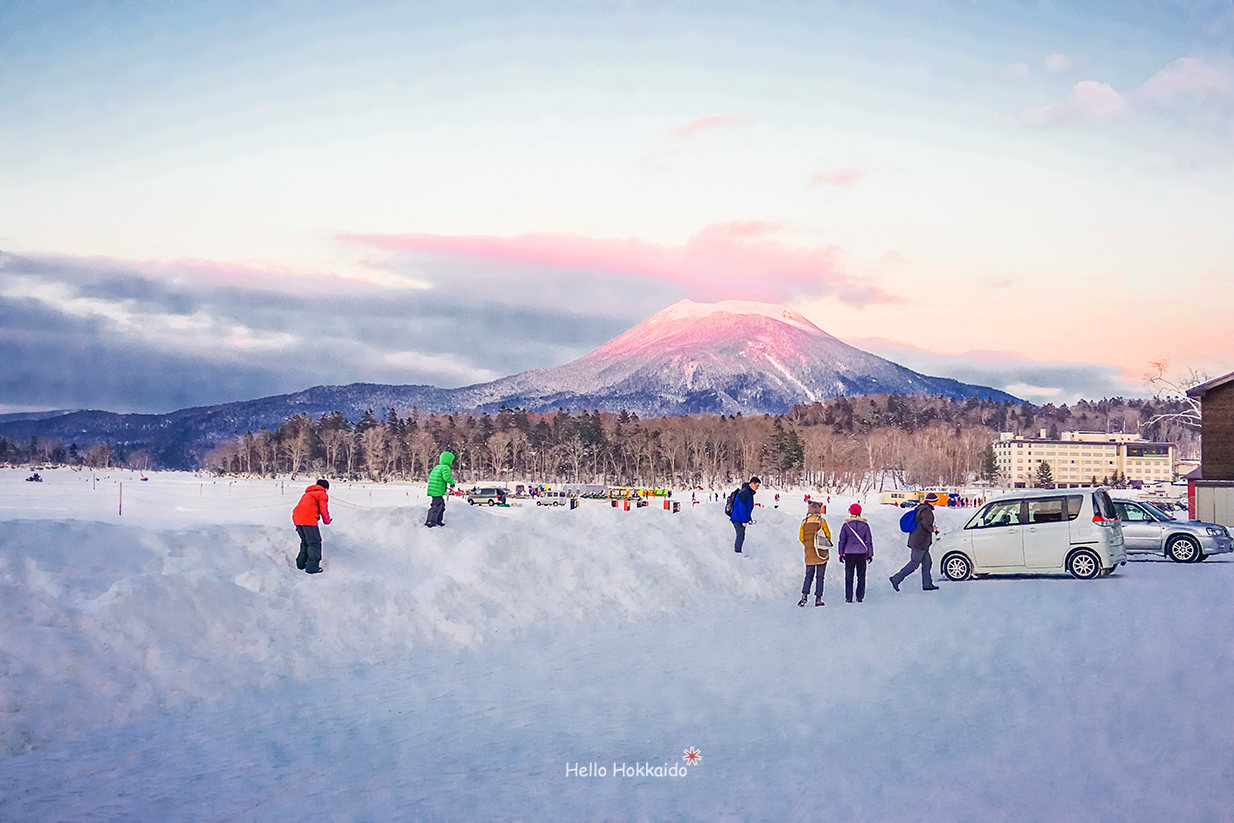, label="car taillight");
[1093,514,1118,526]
